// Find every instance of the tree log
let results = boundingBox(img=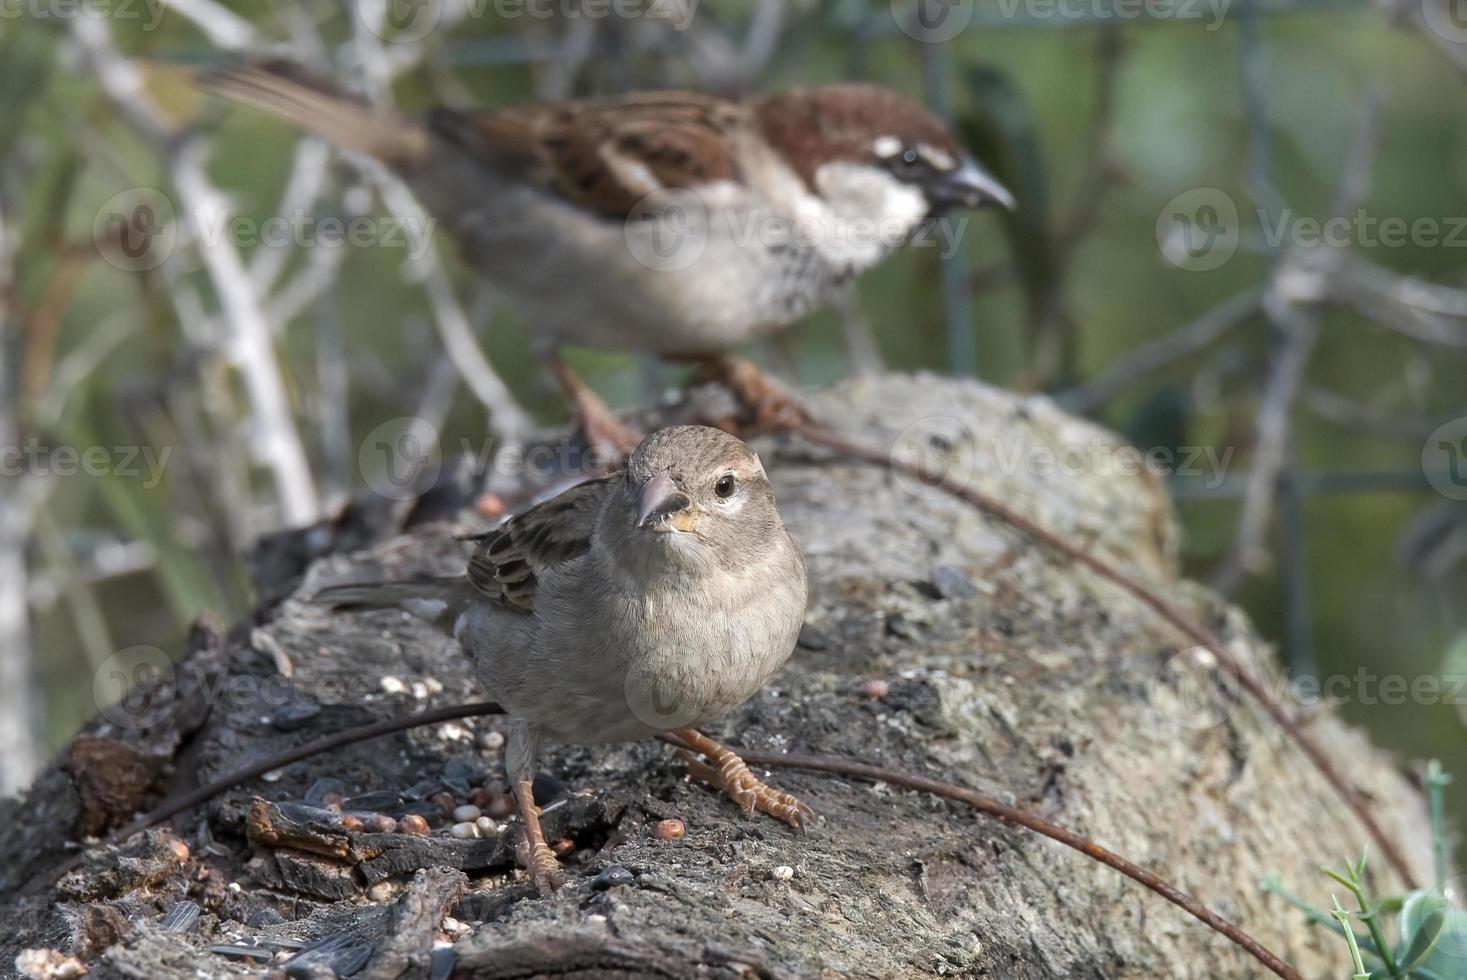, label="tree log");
[0,374,1431,979]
